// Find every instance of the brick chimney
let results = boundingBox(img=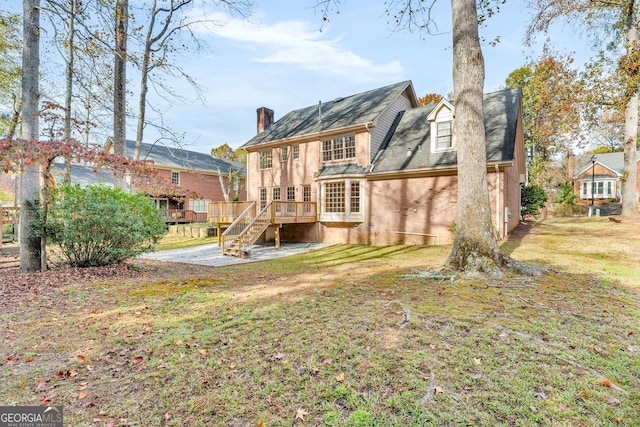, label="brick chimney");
[257,107,274,134]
